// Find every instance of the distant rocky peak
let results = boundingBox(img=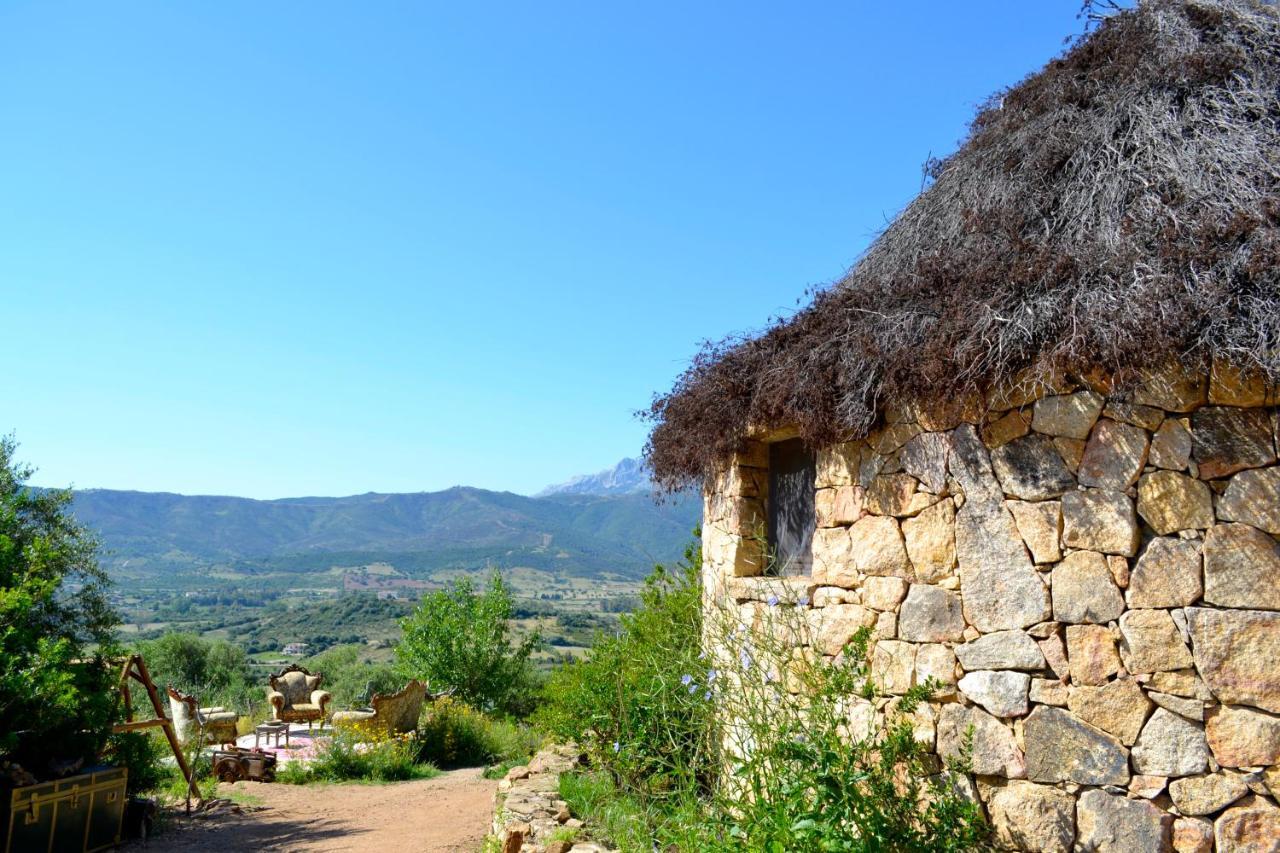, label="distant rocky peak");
[536,457,654,497]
